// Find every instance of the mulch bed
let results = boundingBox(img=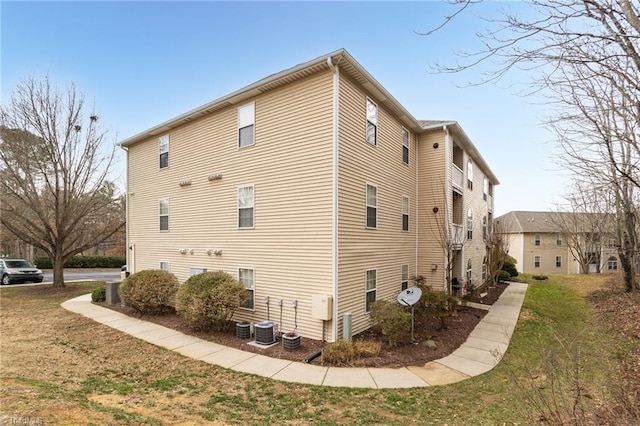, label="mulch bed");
[98,282,509,368]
